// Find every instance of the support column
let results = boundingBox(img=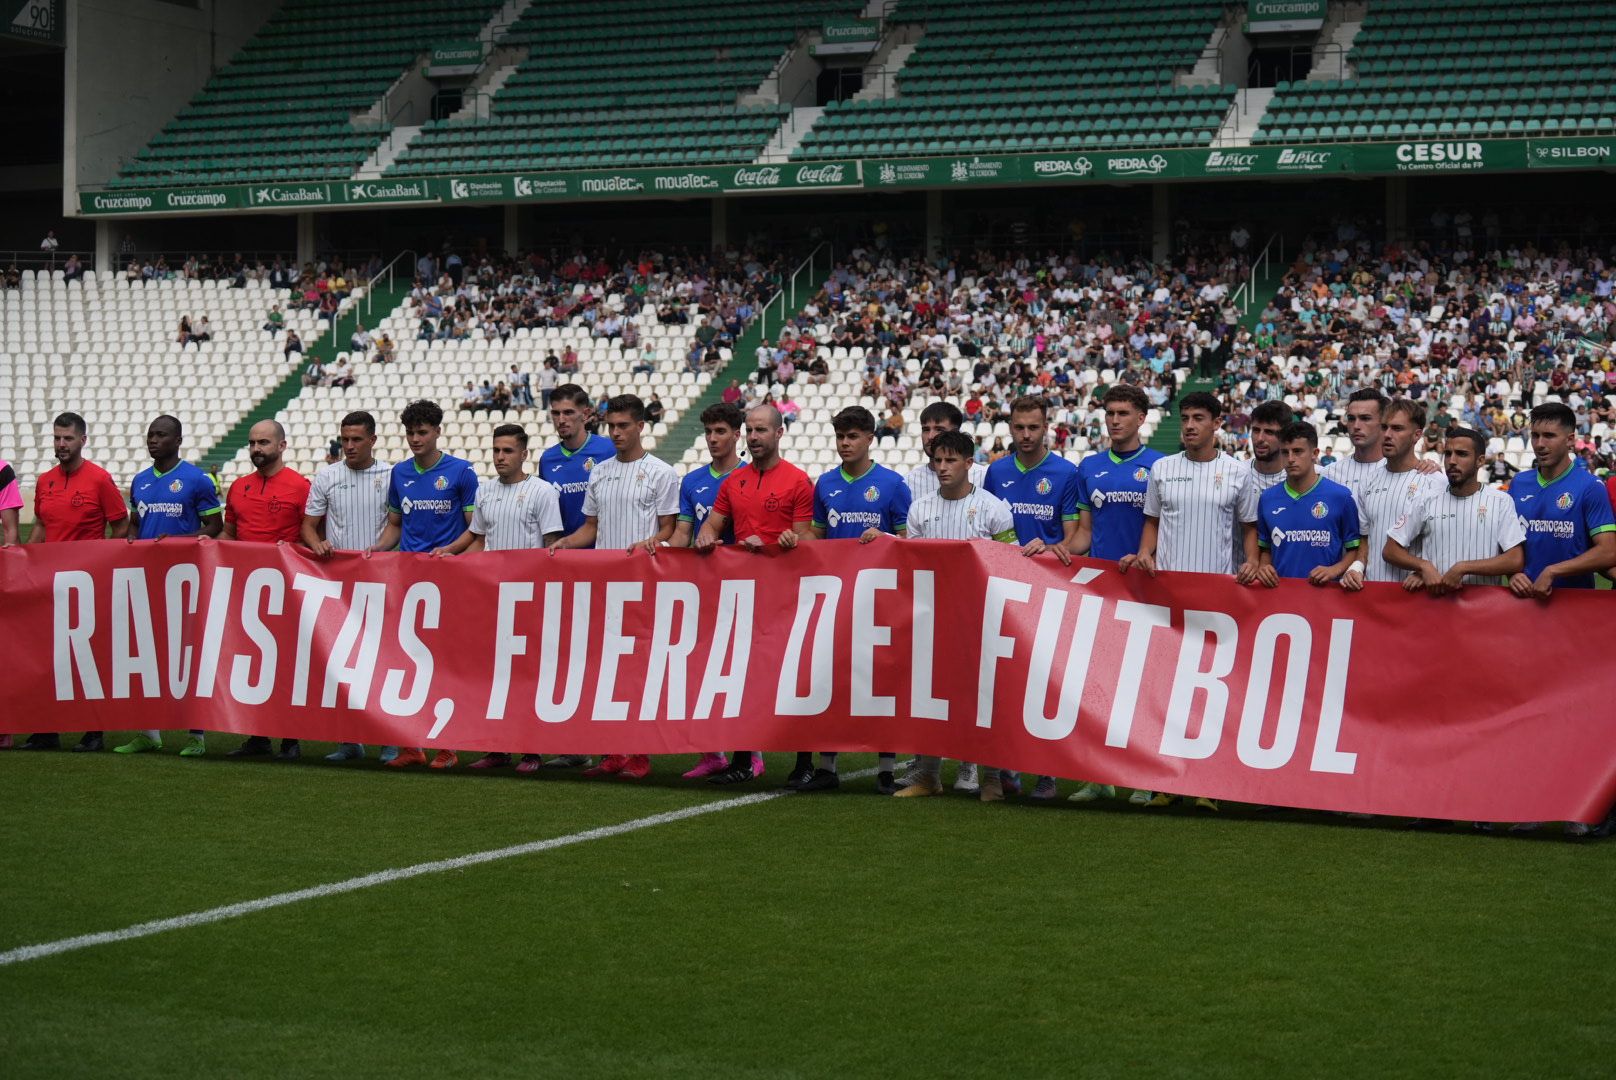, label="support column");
[710,196,728,250]
[925,191,943,258]
[1384,178,1408,244]
[503,203,520,256]
[1152,184,1173,263]
[94,220,112,276]
[296,212,316,268]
